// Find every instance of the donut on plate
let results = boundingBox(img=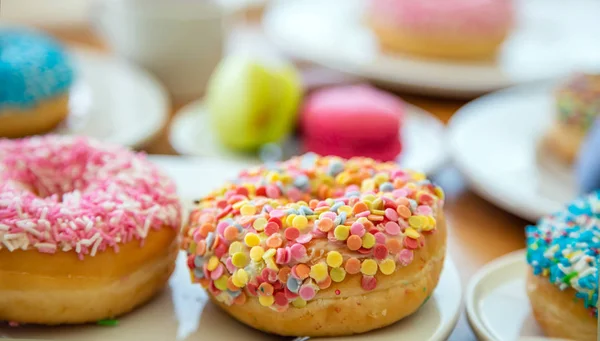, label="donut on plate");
[182,153,446,337]
[0,28,74,138]
[0,135,181,324]
[366,0,514,60]
[542,73,600,165]
[526,191,599,341]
